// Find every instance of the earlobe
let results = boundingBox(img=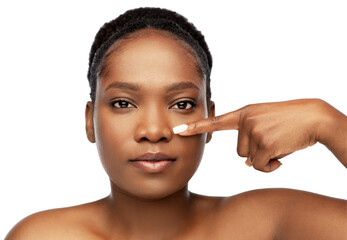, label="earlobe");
[206,101,215,143]
[85,101,96,143]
